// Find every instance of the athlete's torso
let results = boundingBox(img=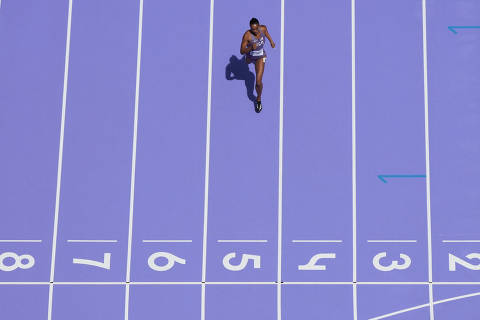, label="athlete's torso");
[248,29,265,57]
